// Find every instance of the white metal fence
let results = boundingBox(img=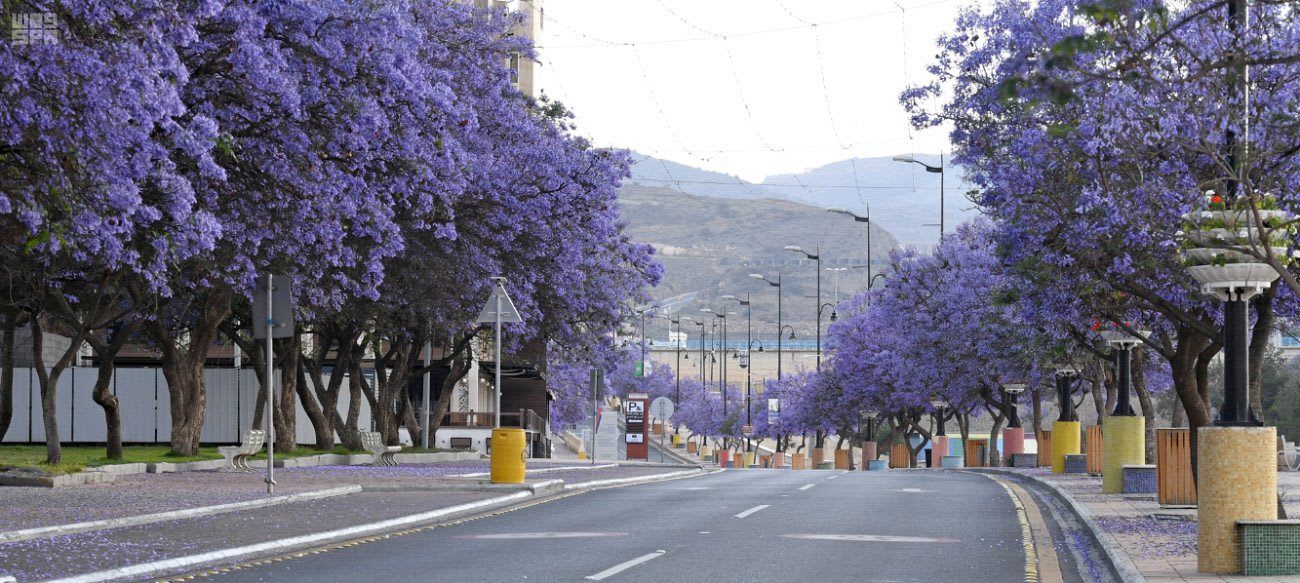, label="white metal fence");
[1,367,371,445]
